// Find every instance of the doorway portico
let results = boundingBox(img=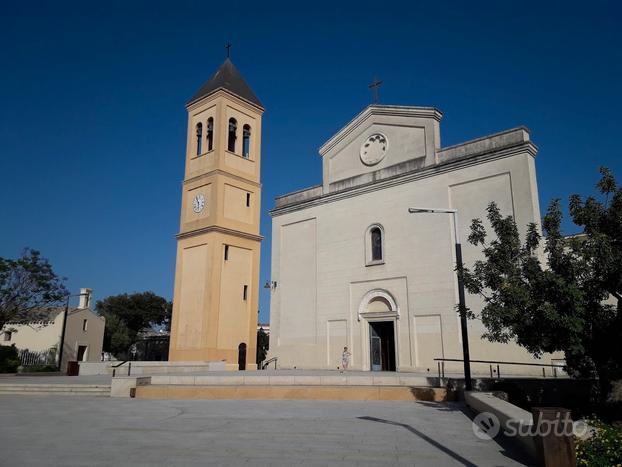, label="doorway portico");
[358,290,399,371]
